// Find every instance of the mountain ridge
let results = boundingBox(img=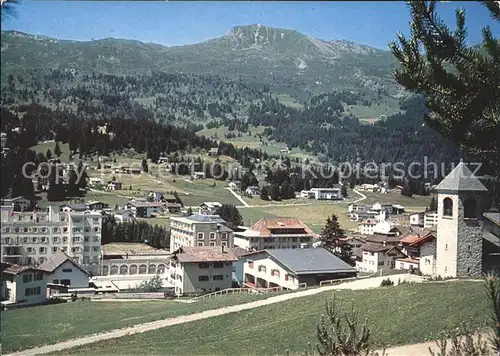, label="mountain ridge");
[0,24,404,99]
